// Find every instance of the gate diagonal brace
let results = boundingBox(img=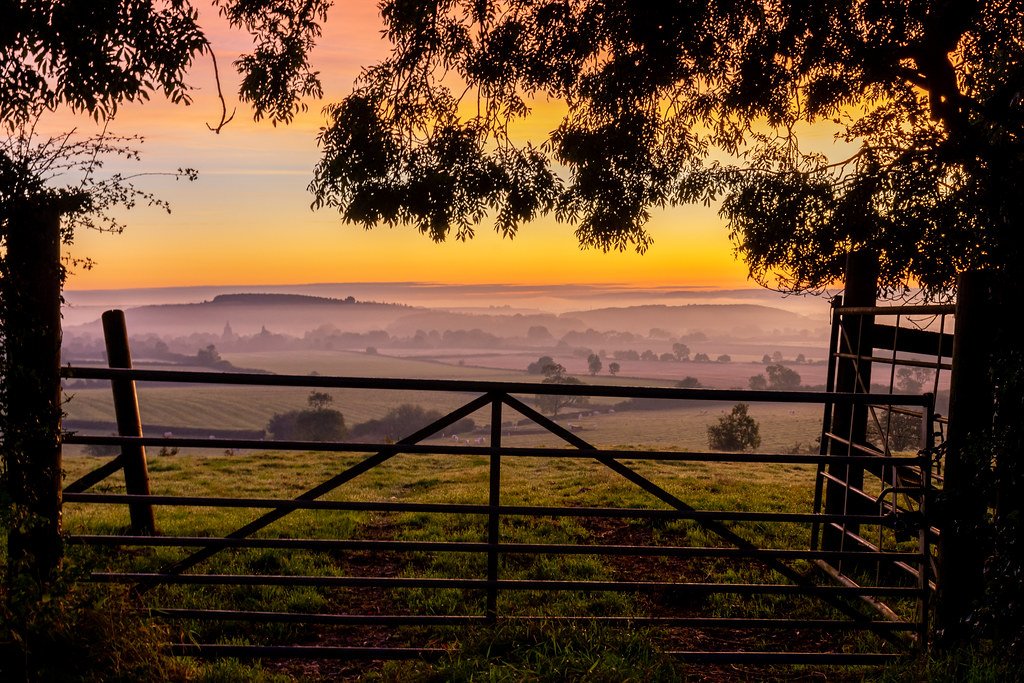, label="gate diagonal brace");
[499,393,910,649]
[137,392,497,591]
